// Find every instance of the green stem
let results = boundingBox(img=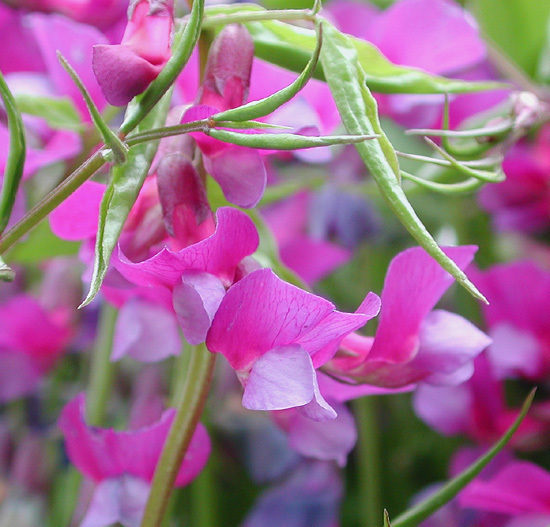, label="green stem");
[0,151,105,254]
[140,343,216,527]
[354,396,382,527]
[201,7,318,29]
[86,302,118,426]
